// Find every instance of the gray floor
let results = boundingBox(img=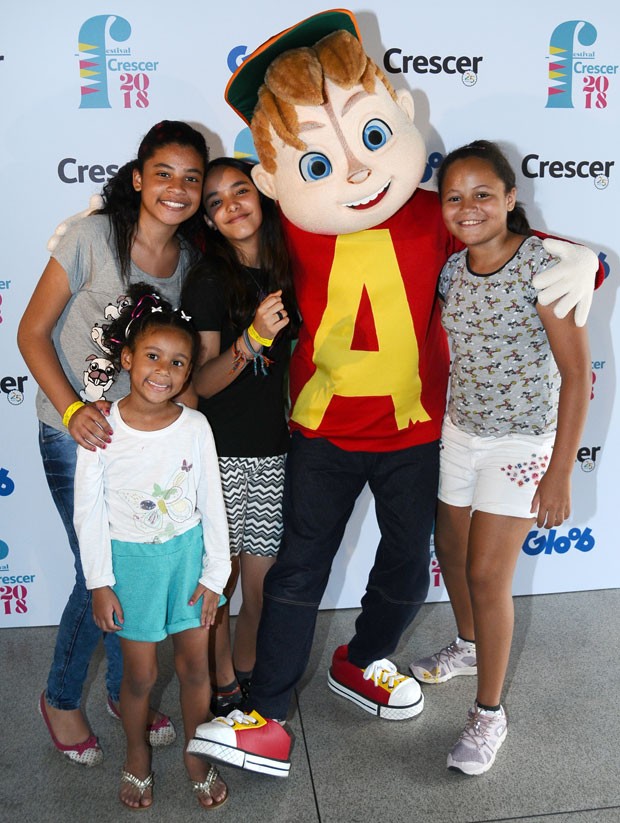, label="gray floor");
[1,590,619,823]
